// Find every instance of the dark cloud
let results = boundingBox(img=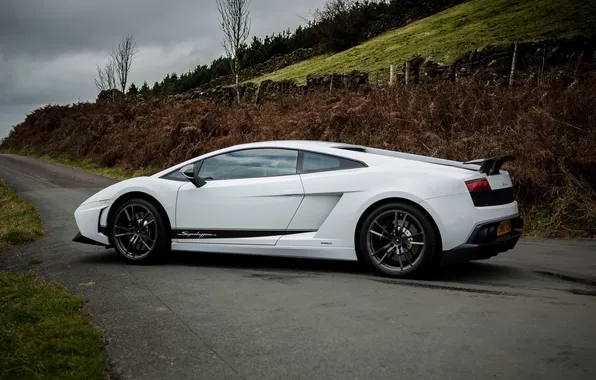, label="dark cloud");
[0,0,324,139]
